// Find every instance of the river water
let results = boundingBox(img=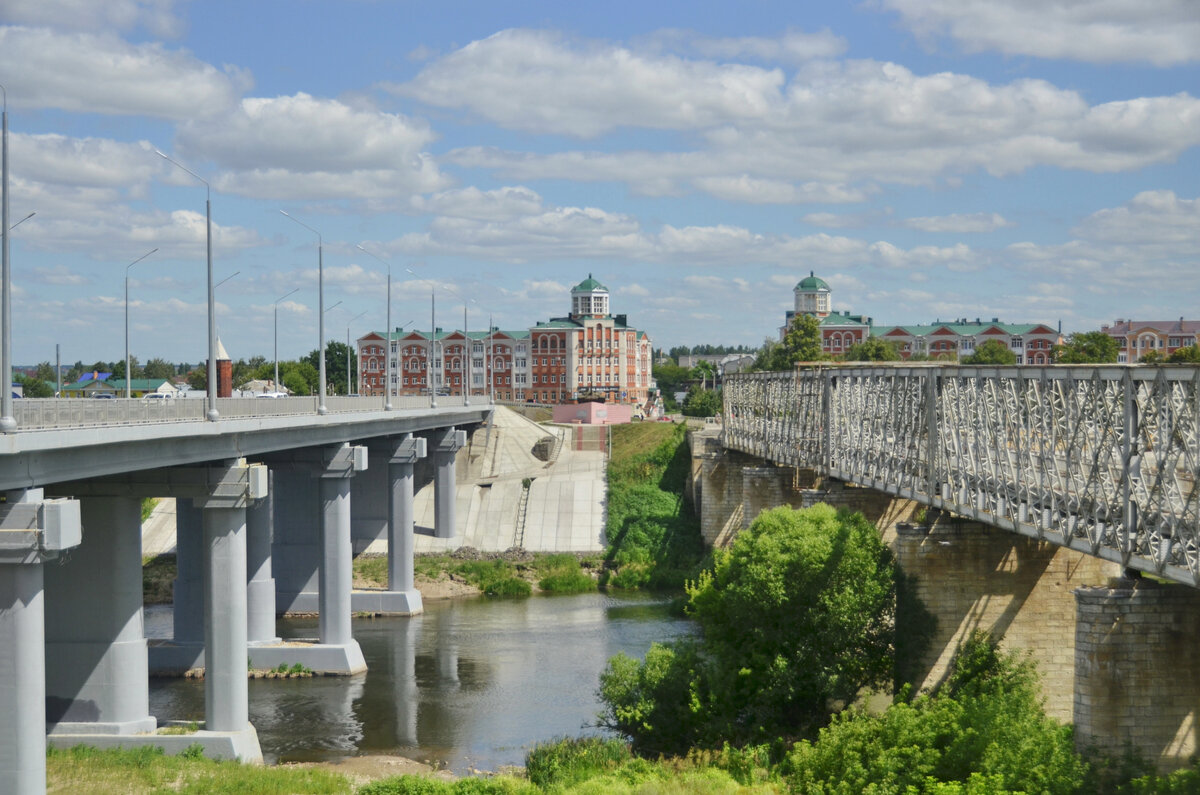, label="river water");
[147,592,692,773]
